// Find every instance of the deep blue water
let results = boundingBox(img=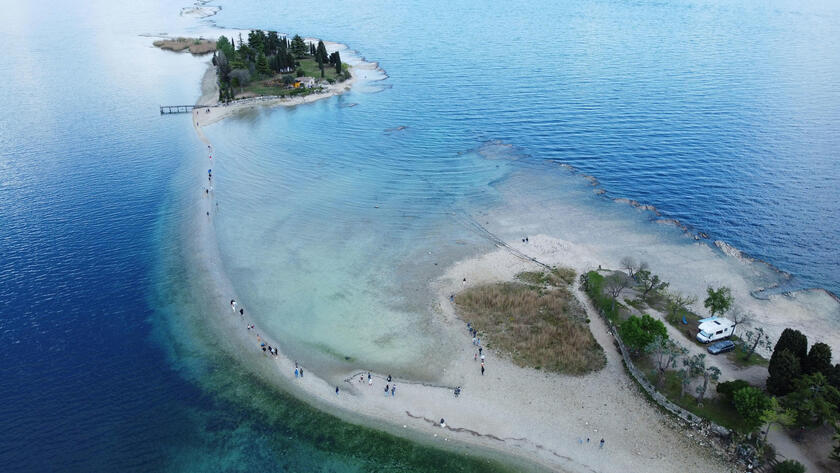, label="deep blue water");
[1,0,839,470]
